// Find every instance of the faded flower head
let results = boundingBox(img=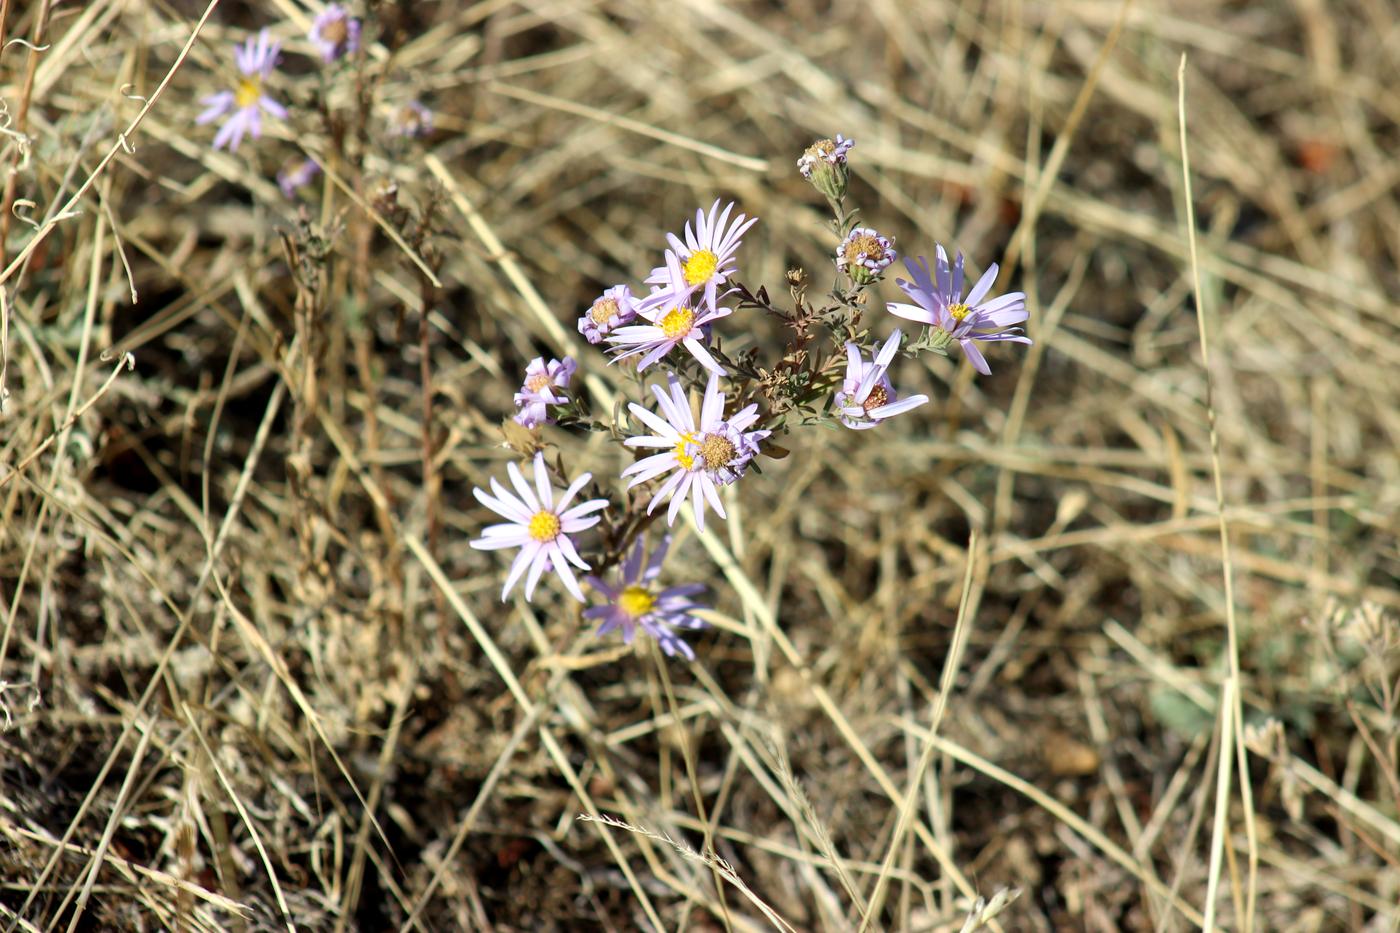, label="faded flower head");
[837,226,896,285]
[621,372,768,530]
[579,285,638,344]
[196,29,287,152]
[834,329,928,430]
[513,356,577,428]
[585,535,708,660]
[888,246,1032,375]
[277,157,320,199]
[391,100,434,138]
[797,134,854,199]
[469,454,608,602]
[309,4,361,63]
[608,249,732,376]
[643,199,756,318]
